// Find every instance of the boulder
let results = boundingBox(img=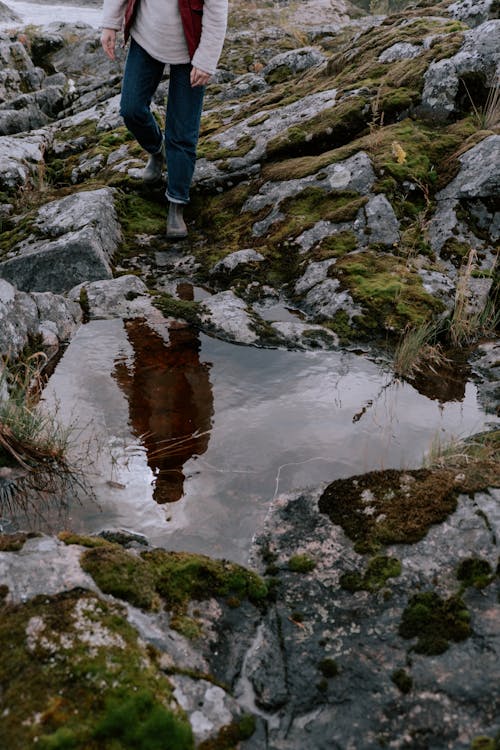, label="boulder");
[200,290,259,344]
[0,188,121,293]
[448,0,500,28]
[363,194,400,246]
[0,130,50,191]
[68,276,163,321]
[262,47,326,82]
[421,20,500,121]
